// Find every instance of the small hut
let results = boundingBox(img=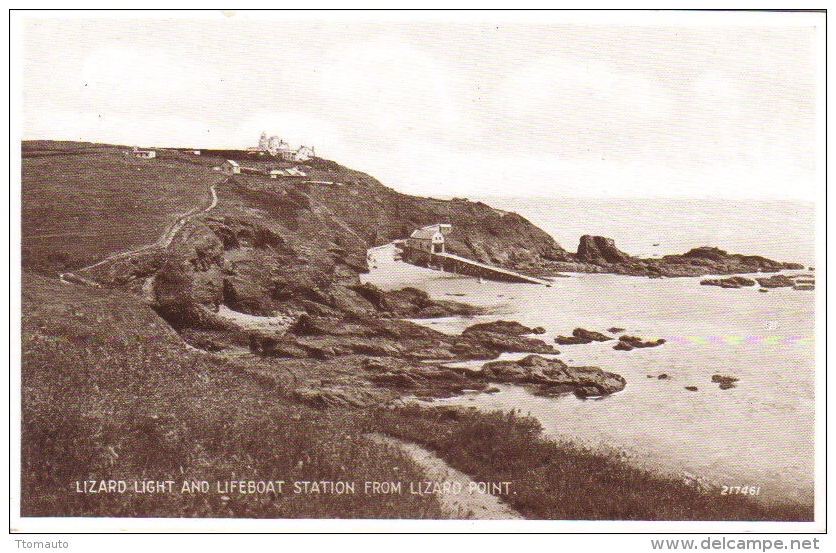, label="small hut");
[221,160,241,175]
